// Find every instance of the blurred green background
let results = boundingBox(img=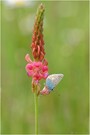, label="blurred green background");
[1,1,89,134]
